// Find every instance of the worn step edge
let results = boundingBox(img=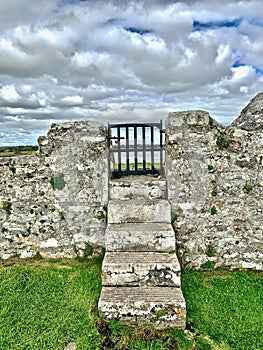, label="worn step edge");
[108,199,171,224]
[110,176,167,200]
[102,252,181,287]
[98,286,186,329]
[105,223,175,252]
